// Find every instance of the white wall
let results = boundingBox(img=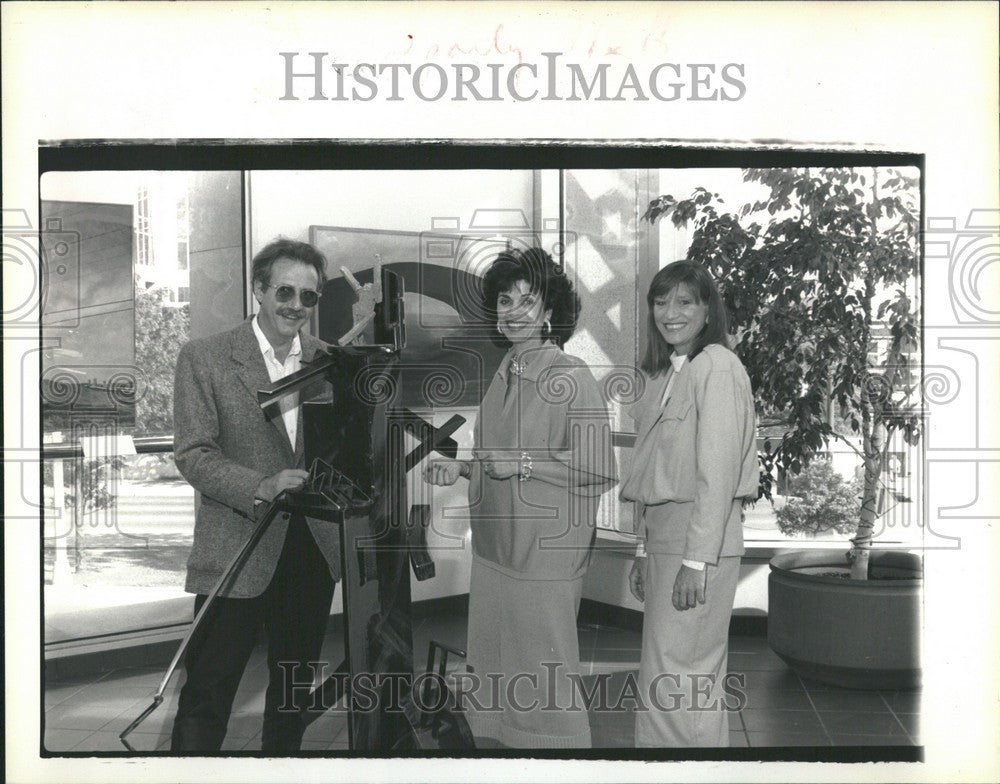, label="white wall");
[40,170,150,205]
[249,169,536,251]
